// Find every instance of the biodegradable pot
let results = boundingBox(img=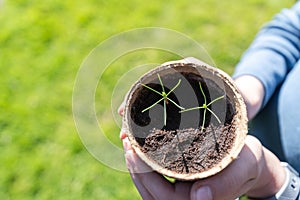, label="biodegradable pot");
[123,59,248,180]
